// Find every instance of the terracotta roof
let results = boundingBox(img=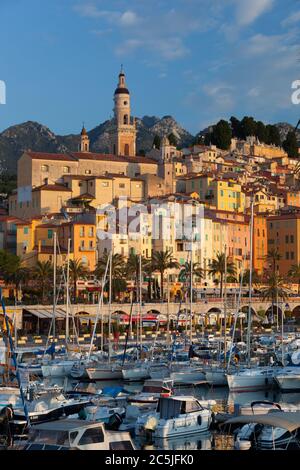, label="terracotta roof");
[26,151,76,162]
[32,184,72,192]
[70,152,157,165]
